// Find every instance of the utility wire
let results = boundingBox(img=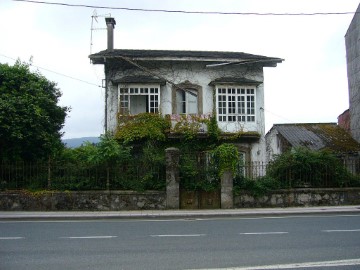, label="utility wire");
[262,107,295,123]
[0,53,102,88]
[12,0,357,16]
